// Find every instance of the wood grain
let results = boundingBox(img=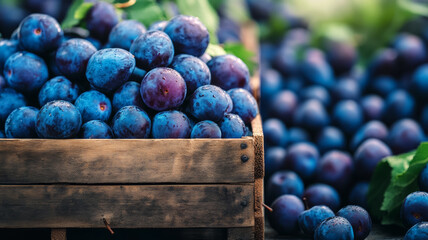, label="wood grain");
[0,184,254,228]
[228,227,254,240]
[51,229,67,240]
[0,139,254,184]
